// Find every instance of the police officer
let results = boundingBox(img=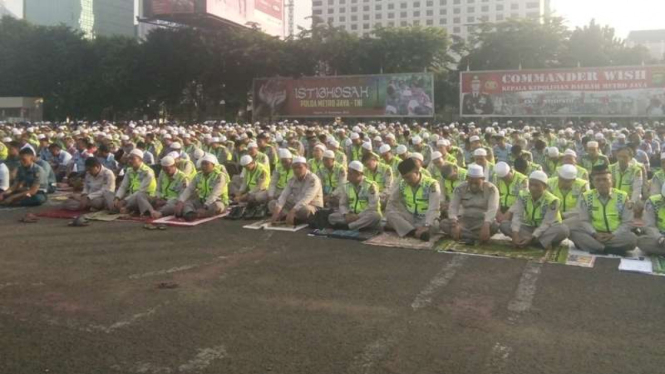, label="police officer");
[175,154,229,221]
[268,149,294,202]
[269,157,324,225]
[235,154,271,206]
[137,156,189,219]
[469,148,495,180]
[492,162,528,223]
[500,171,569,250]
[569,165,637,254]
[609,147,643,208]
[649,152,665,196]
[440,164,499,243]
[379,144,401,176]
[440,163,468,209]
[0,148,48,206]
[363,151,393,207]
[548,164,589,225]
[580,141,610,173]
[318,150,347,208]
[559,149,589,181]
[543,147,561,176]
[386,158,441,242]
[113,149,156,214]
[637,183,665,256]
[328,161,382,231]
